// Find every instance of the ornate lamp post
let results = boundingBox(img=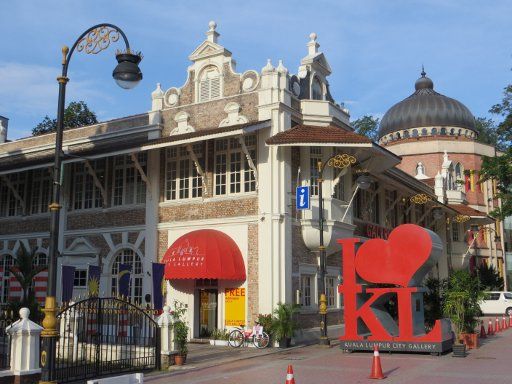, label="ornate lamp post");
[40,24,142,384]
[316,153,357,346]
